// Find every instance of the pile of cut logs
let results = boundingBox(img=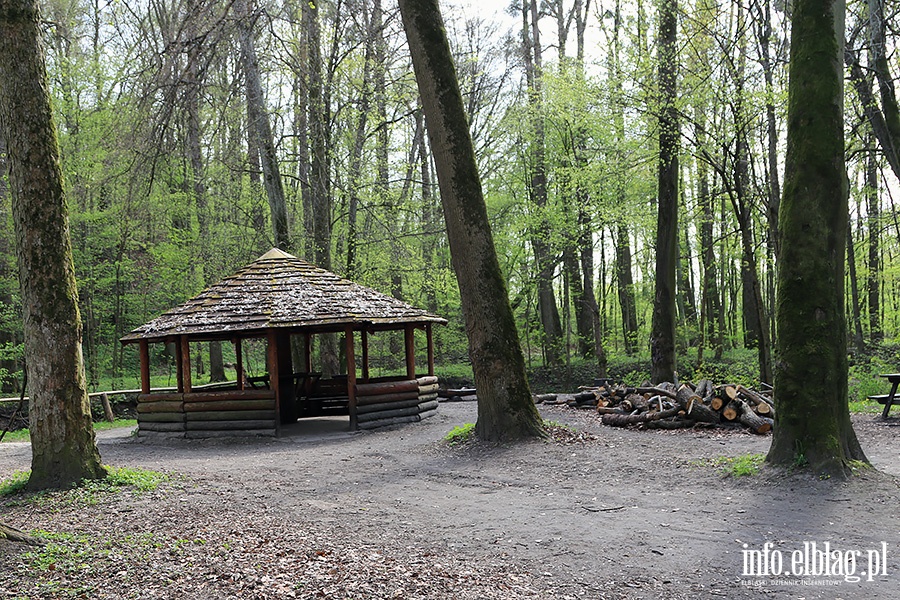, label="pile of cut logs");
[569,380,775,434]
